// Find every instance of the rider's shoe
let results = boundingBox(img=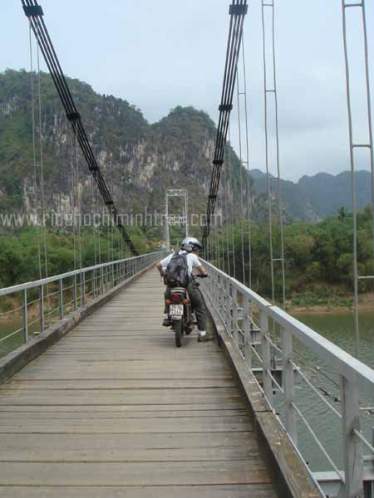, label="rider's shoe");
[197,330,208,342]
[162,316,171,327]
